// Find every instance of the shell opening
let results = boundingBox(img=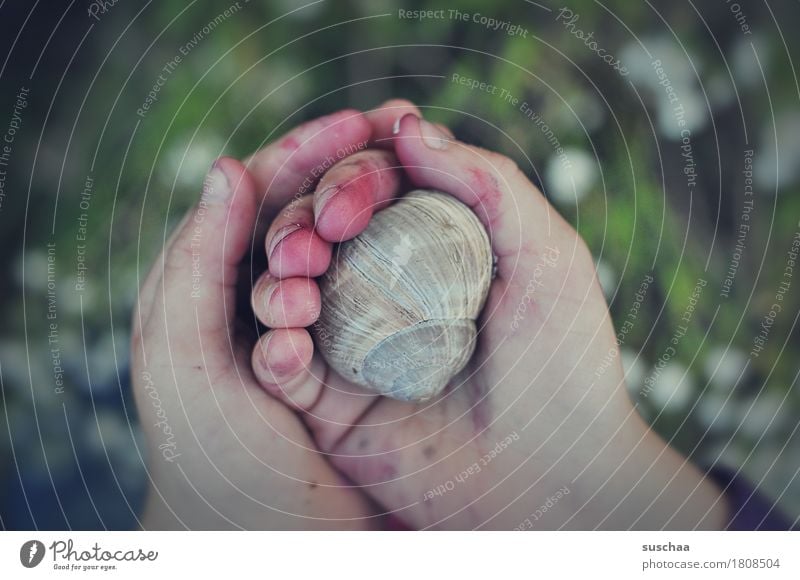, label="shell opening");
[362,319,477,401]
